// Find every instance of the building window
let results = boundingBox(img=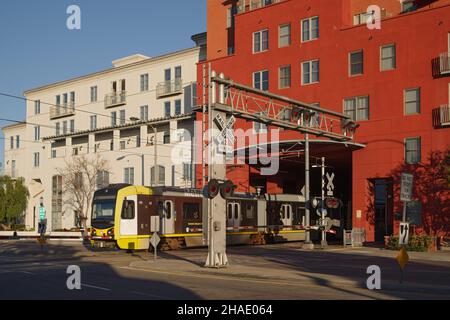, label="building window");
[405,137,421,164]
[279,65,291,89]
[51,150,57,159]
[344,96,369,121]
[33,152,40,167]
[111,112,117,127]
[150,165,165,185]
[90,115,97,130]
[120,141,126,150]
[120,110,126,125]
[70,91,75,105]
[124,167,134,185]
[140,105,149,121]
[90,86,98,102]
[279,23,291,48]
[227,6,236,28]
[175,66,182,80]
[56,95,61,106]
[35,100,41,115]
[56,123,60,136]
[164,102,171,117]
[404,88,420,115]
[301,16,319,42]
[349,50,364,76]
[183,163,193,182]
[140,74,149,92]
[353,11,375,26]
[163,132,170,144]
[253,29,269,53]
[402,1,416,12]
[253,70,269,91]
[302,60,320,85]
[34,126,40,141]
[70,120,75,133]
[175,100,182,116]
[10,136,14,149]
[381,44,396,71]
[16,135,20,149]
[63,121,68,135]
[96,171,110,189]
